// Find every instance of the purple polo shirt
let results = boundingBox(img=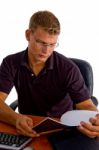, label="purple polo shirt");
[0,48,90,117]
